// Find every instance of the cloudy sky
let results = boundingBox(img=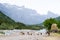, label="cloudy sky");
[0,0,60,15]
